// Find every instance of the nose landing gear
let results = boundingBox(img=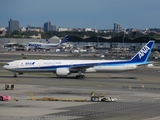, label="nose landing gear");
[13,72,17,77]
